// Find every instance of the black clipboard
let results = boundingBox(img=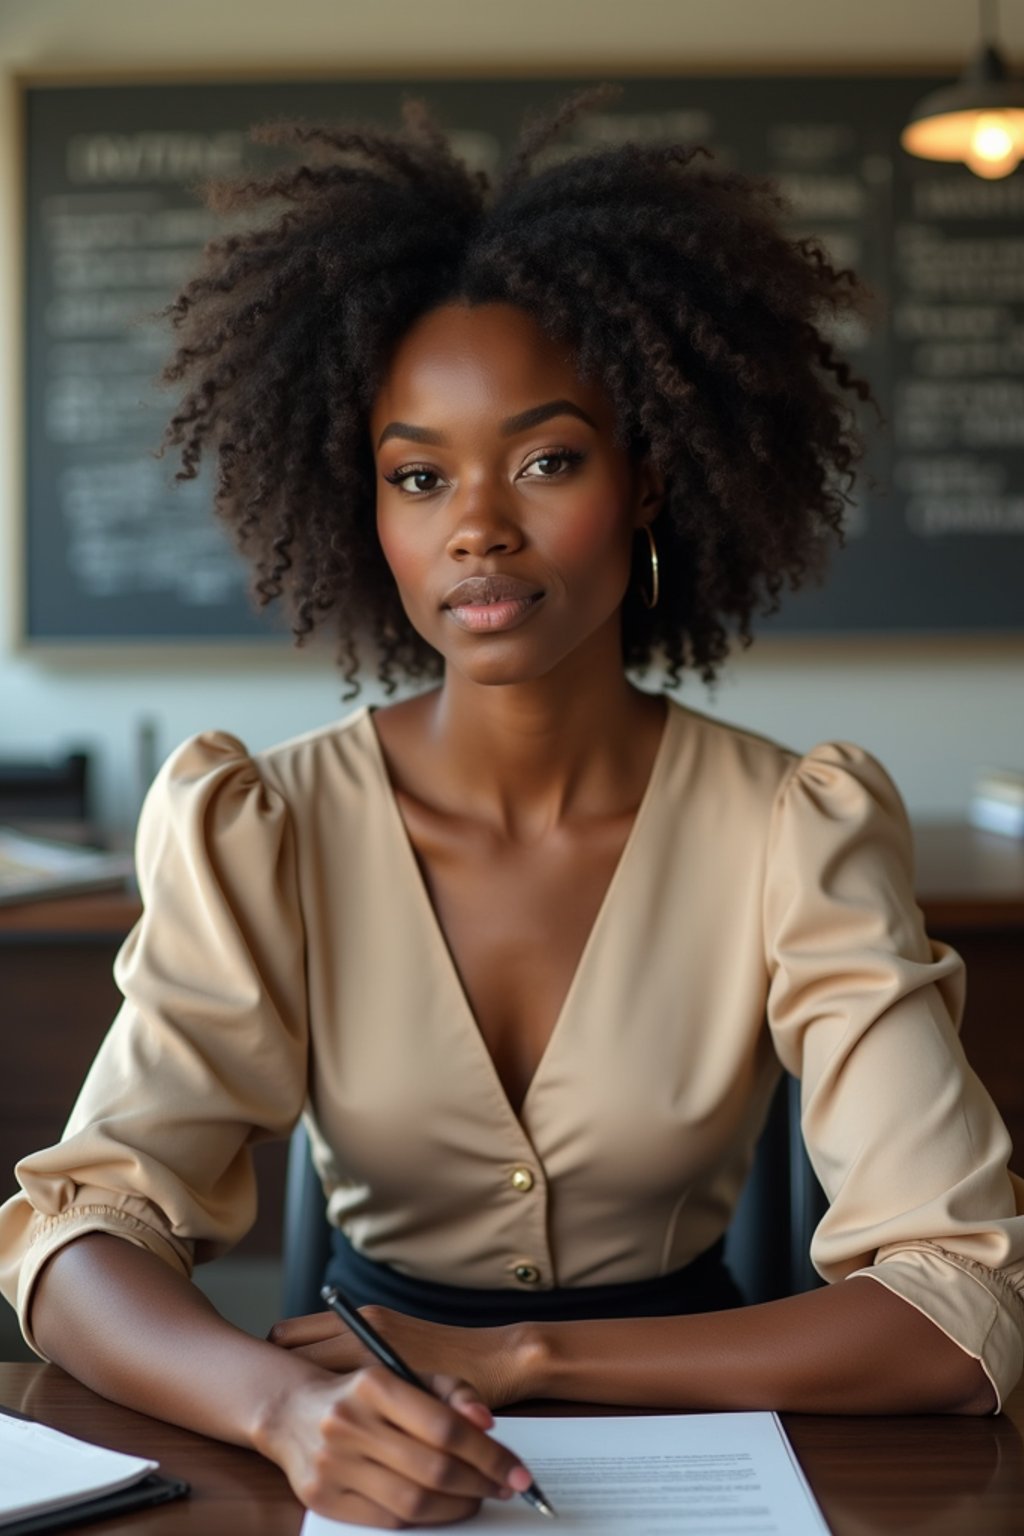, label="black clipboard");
[0,1473,190,1534]
[0,1405,189,1533]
